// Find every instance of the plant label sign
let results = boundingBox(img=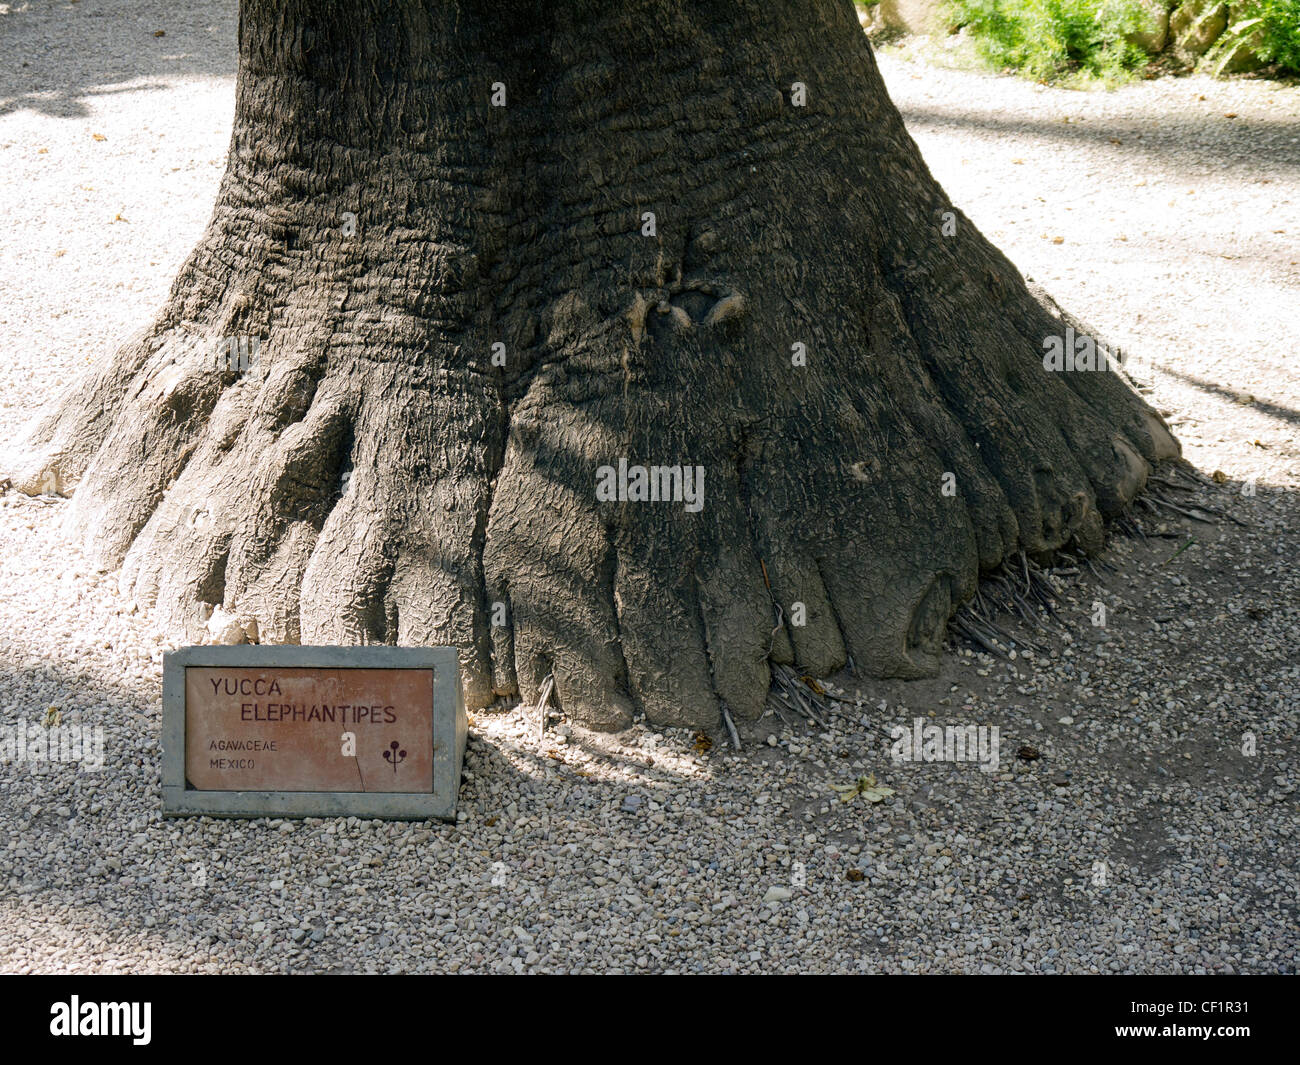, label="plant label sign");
[162,645,465,820]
